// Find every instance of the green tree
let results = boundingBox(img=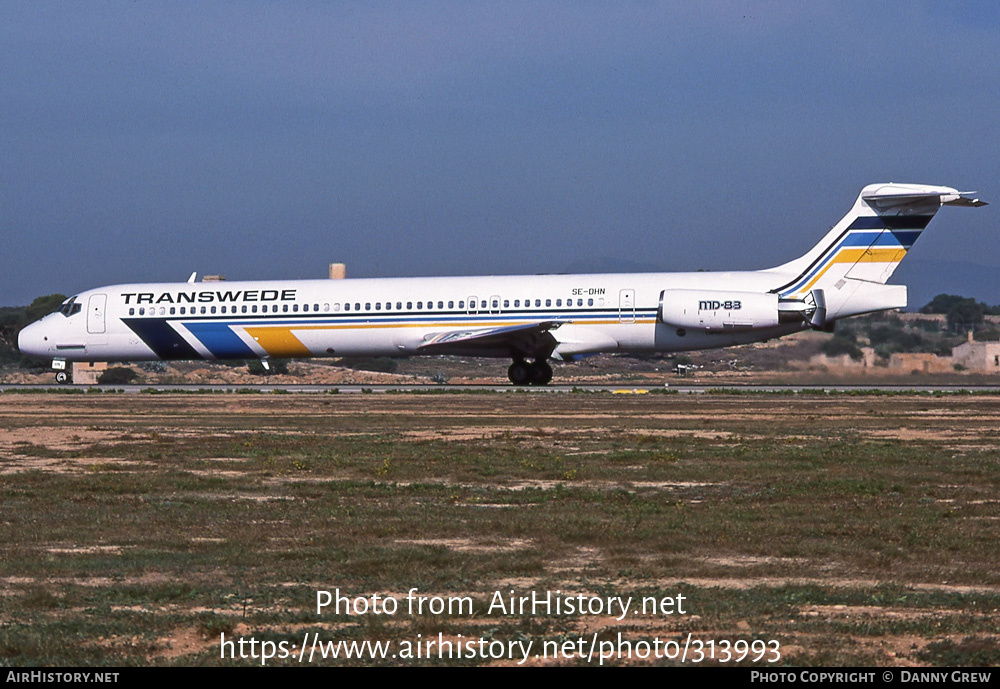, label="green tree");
[920,294,967,314]
[821,331,864,361]
[946,299,985,333]
[0,294,67,365]
[921,294,992,333]
[97,367,138,385]
[867,324,926,355]
[24,294,68,324]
